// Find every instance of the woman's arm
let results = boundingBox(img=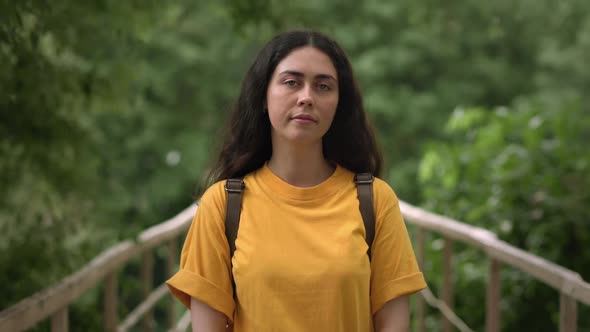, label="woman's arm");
[190,297,229,332]
[373,295,410,332]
